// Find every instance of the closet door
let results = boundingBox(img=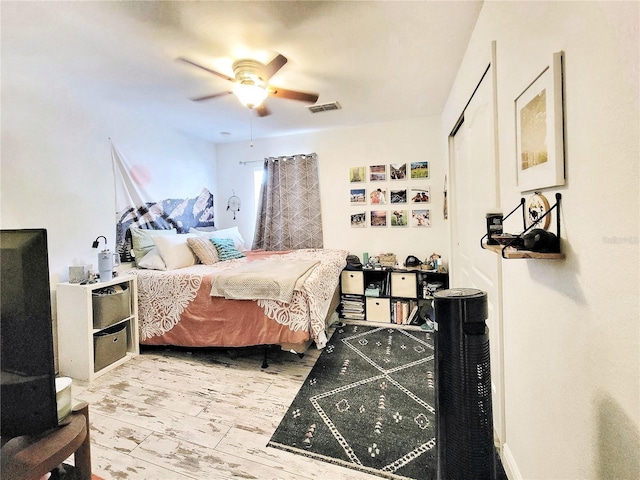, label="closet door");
[449,59,505,448]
